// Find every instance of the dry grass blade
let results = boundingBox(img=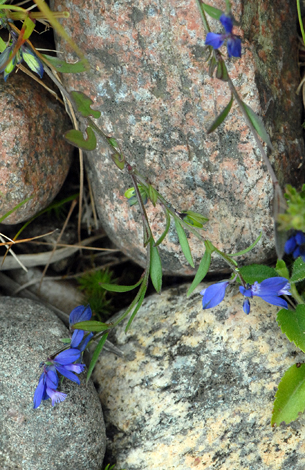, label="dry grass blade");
[0,235,28,272]
[38,199,77,288]
[0,234,105,270]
